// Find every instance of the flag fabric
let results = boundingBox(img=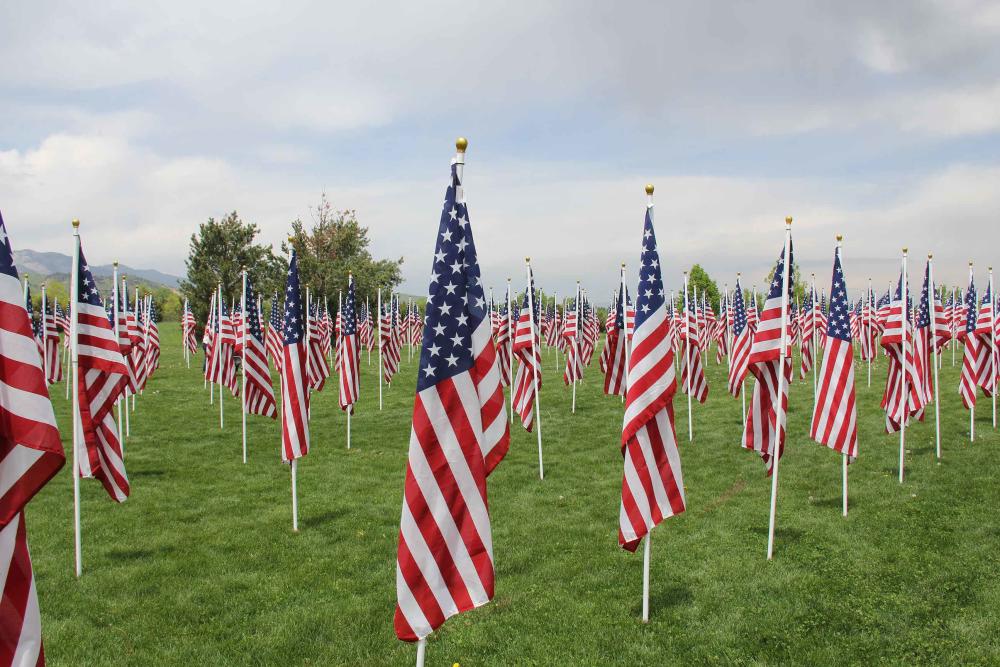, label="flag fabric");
[494,300,512,388]
[727,279,751,397]
[562,299,582,385]
[266,294,284,373]
[381,300,401,383]
[960,277,979,409]
[809,247,858,460]
[617,201,685,552]
[880,274,924,432]
[742,237,794,475]
[393,156,510,642]
[603,285,627,396]
[306,302,330,392]
[512,276,543,432]
[679,289,709,403]
[338,277,360,414]
[182,300,198,354]
[799,289,816,379]
[358,303,375,353]
[206,297,238,397]
[0,213,66,666]
[42,299,62,385]
[241,275,277,419]
[75,245,130,501]
[973,284,996,398]
[144,298,160,380]
[280,251,310,462]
